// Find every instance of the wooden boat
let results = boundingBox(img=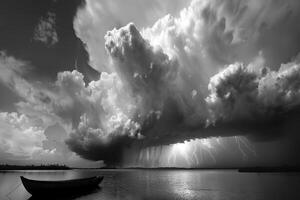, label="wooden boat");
[21,176,103,196]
